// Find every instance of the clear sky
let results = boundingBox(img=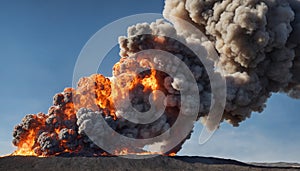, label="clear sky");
[0,0,299,163]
